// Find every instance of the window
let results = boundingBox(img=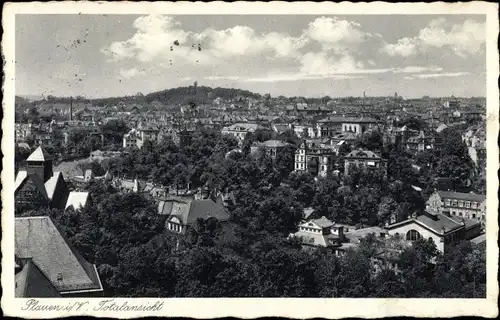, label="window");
[472,213,476,219]
[458,201,464,207]
[452,200,458,206]
[466,201,470,208]
[406,229,422,241]
[459,212,462,217]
